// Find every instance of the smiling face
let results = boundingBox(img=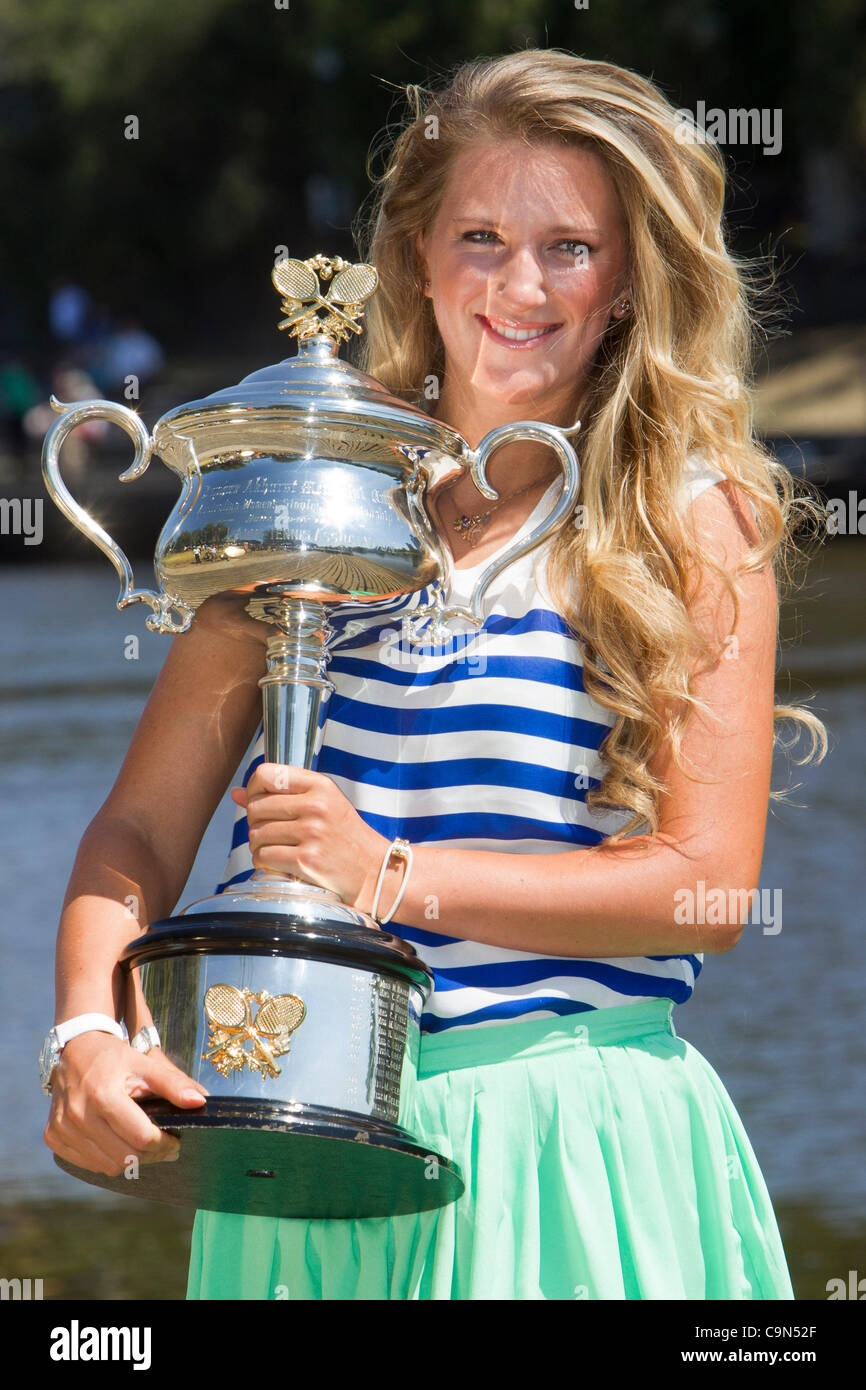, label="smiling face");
[418,138,631,429]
